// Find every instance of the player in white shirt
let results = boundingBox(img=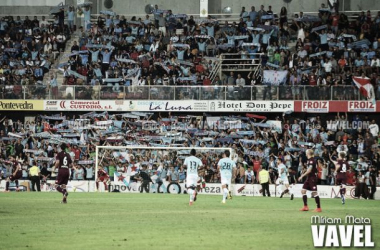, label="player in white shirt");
[183,149,203,206]
[276,159,294,200]
[217,150,236,203]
